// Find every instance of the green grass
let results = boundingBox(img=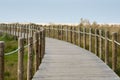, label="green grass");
[0,34,28,80]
